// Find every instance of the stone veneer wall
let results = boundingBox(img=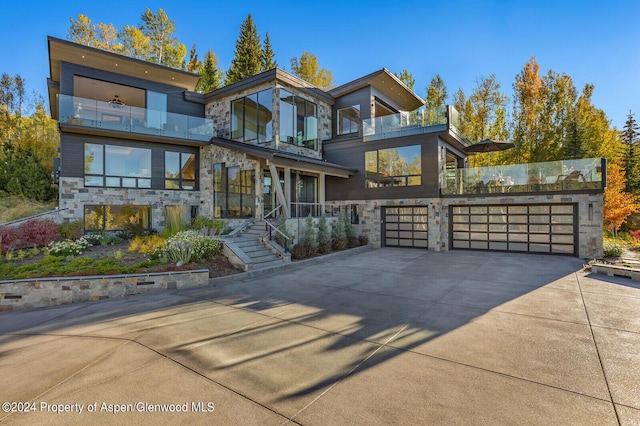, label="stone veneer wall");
[199,146,261,219]
[205,82,332,161]
[0,270,209,311]
[329,193,604,259]
[58,178,202,231]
